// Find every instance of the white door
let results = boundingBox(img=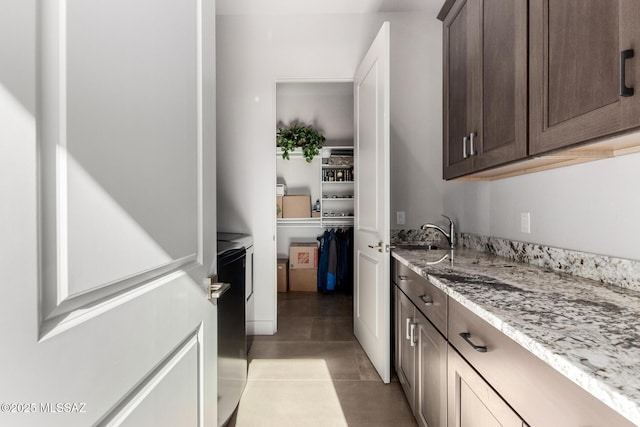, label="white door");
[1,1,217,426]
[353,22,391,384]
